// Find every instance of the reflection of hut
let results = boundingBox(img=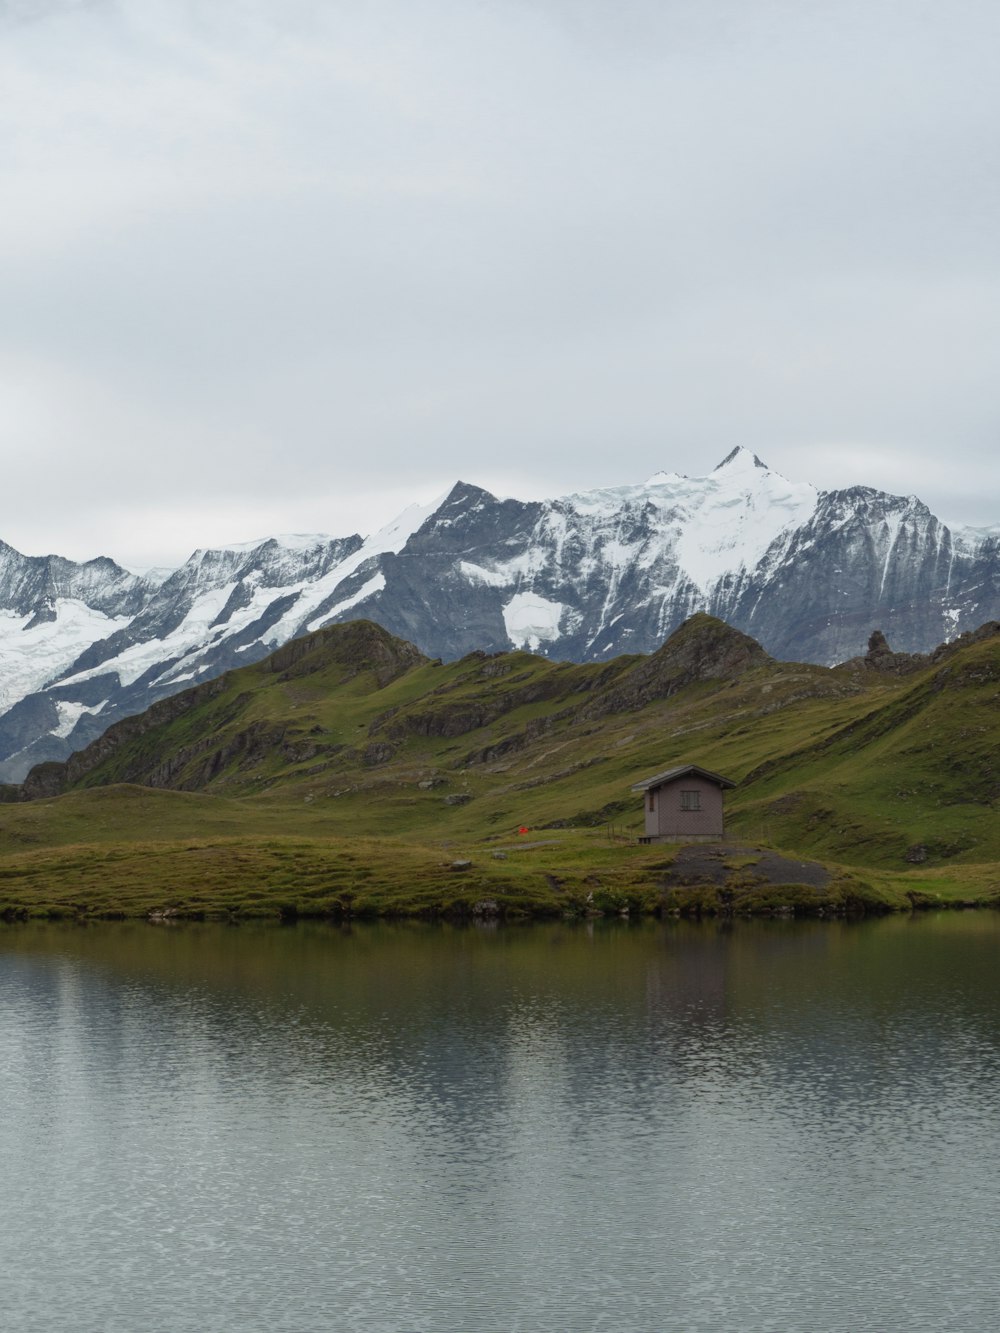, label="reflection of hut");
[632,764,736,843]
